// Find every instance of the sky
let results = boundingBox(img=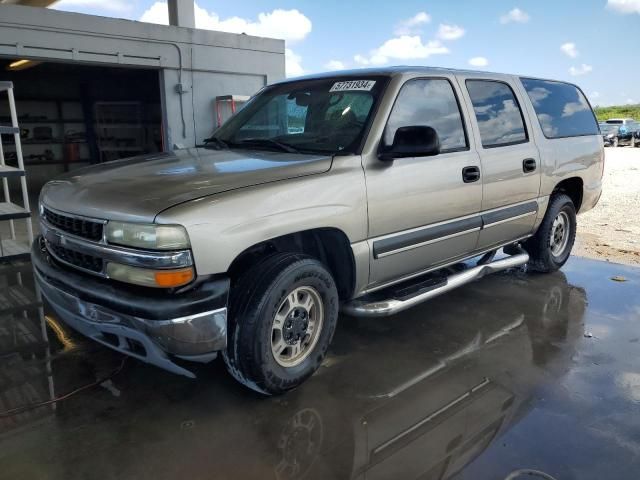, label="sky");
[50,0,640,107]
